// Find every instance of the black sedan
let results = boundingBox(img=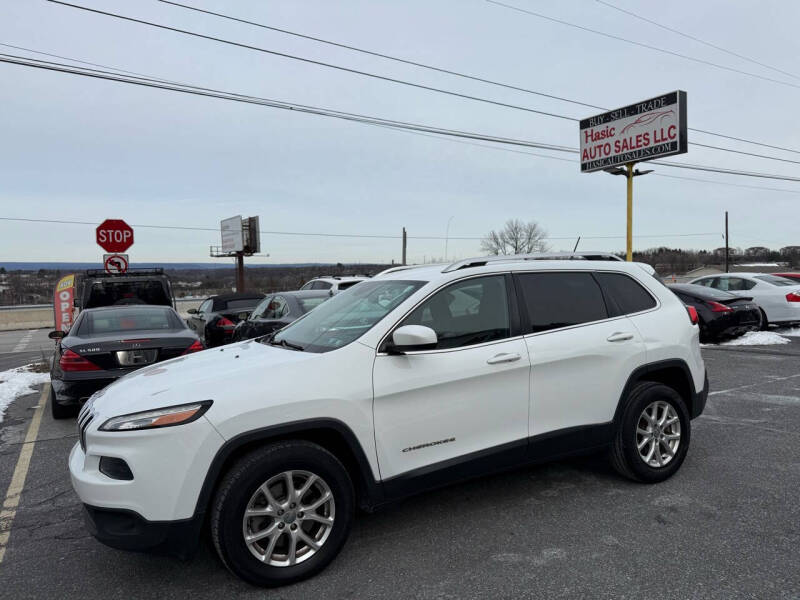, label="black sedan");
[232,290,330,341]
[186,292,265,347]
[669,283,762,342]
[48,305,204,419]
